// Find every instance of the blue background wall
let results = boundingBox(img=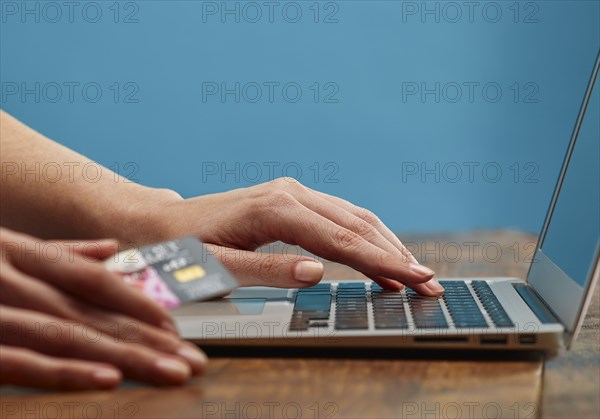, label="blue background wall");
[1,1,599,233]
